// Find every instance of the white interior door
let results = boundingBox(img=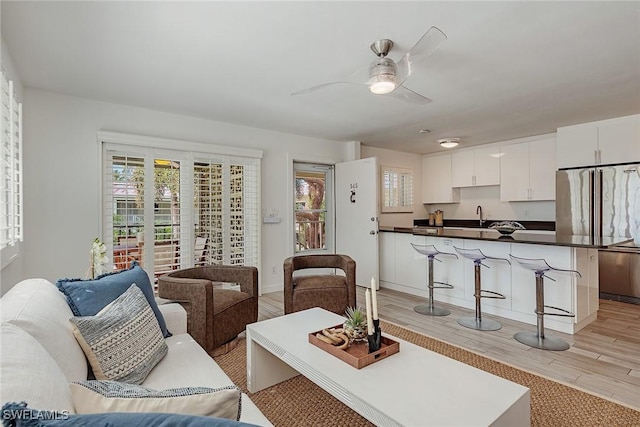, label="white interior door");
[335,157,379,288]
